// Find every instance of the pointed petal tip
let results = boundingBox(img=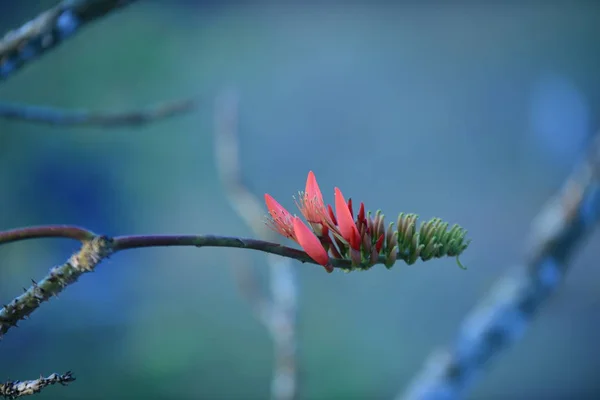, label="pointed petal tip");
[265,193,296,239]
[264,193,276,205]
[264,193,284,213]
[300,170,327,225]
[306,171,322,195]
[358,202,365,221]
[327,204,337,224]
[306,171,316,187]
